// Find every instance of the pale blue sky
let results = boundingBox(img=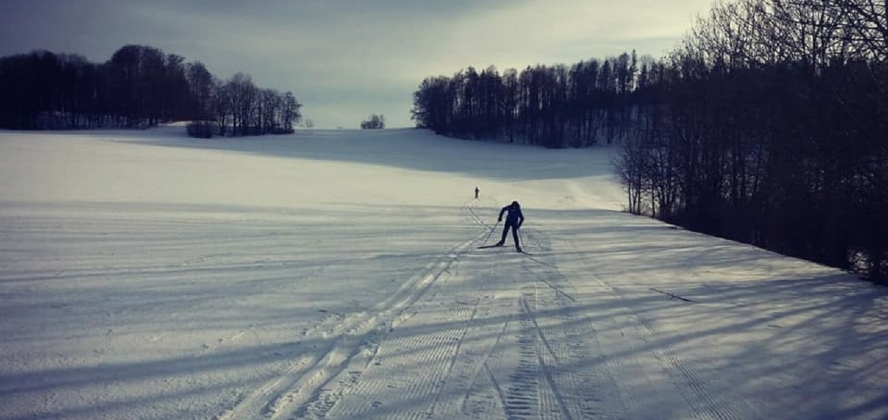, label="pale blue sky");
[1,0,714,128]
